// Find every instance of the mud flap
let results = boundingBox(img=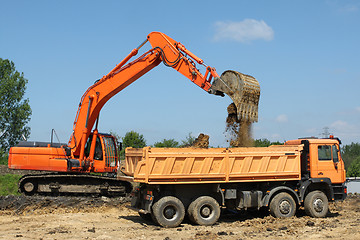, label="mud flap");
[130,186,154,214]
